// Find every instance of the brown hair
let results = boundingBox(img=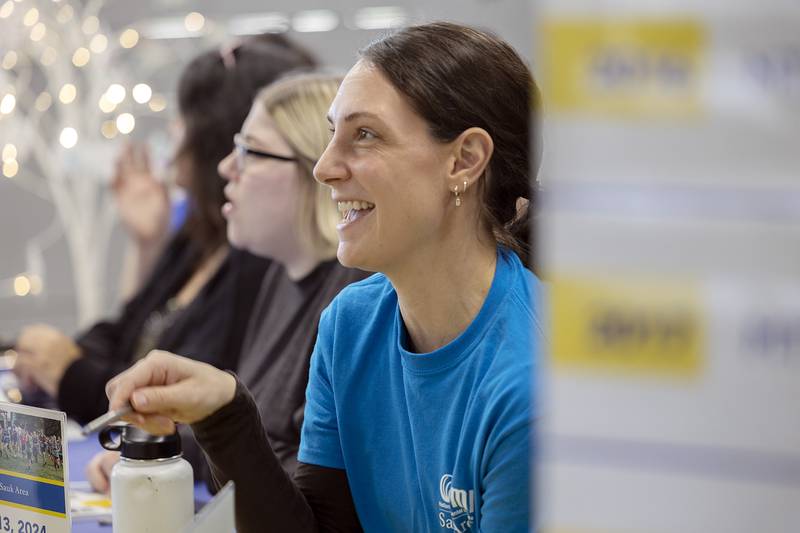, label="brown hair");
[255,72,342,261]
[174,34,316,259]
[360,22,541,267]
